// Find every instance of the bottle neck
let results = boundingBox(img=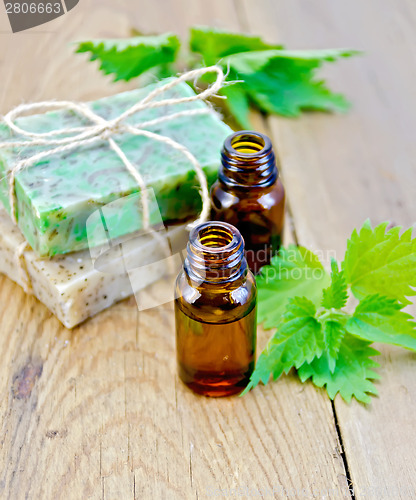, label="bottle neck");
[219,131,278,189]
[185,222,247,285]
